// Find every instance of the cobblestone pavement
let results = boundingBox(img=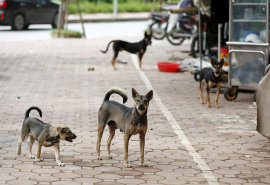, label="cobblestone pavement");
[0,37,268,185]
